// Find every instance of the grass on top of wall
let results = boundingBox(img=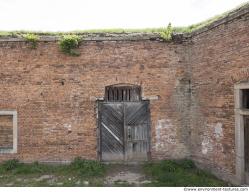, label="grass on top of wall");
[0,1,248,38]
